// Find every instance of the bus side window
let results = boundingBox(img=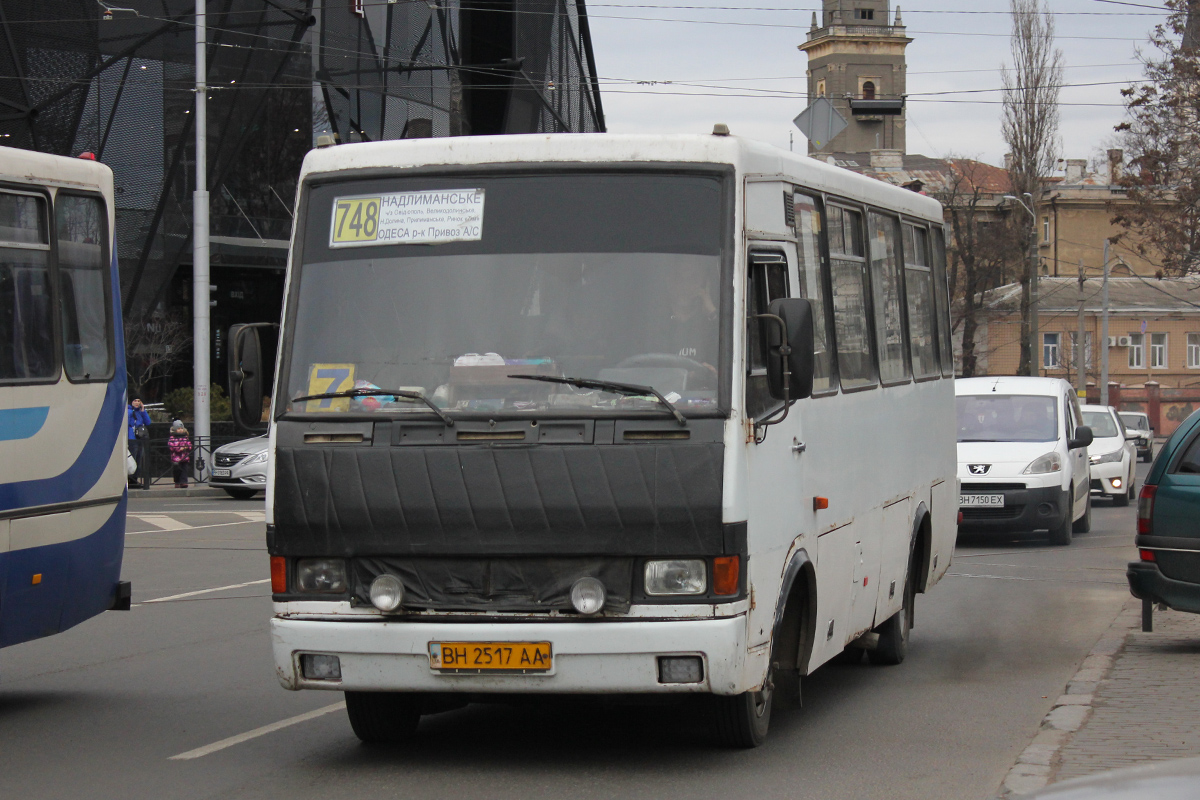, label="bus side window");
[56,195,113,382]
[868,211,909,384]
[827,204,878,390]
[793,192,834,394]
[903,224,939,379]
[0,191,56,382]
[746,251,789,420]
[930,227,954,377]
